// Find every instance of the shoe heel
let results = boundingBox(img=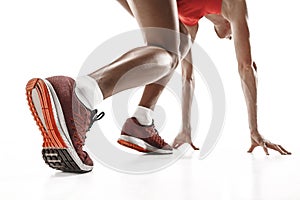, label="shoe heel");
[42,148,90,173]
[26,78,39,91]
[25,78,67,148]
[26,78,93,173]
